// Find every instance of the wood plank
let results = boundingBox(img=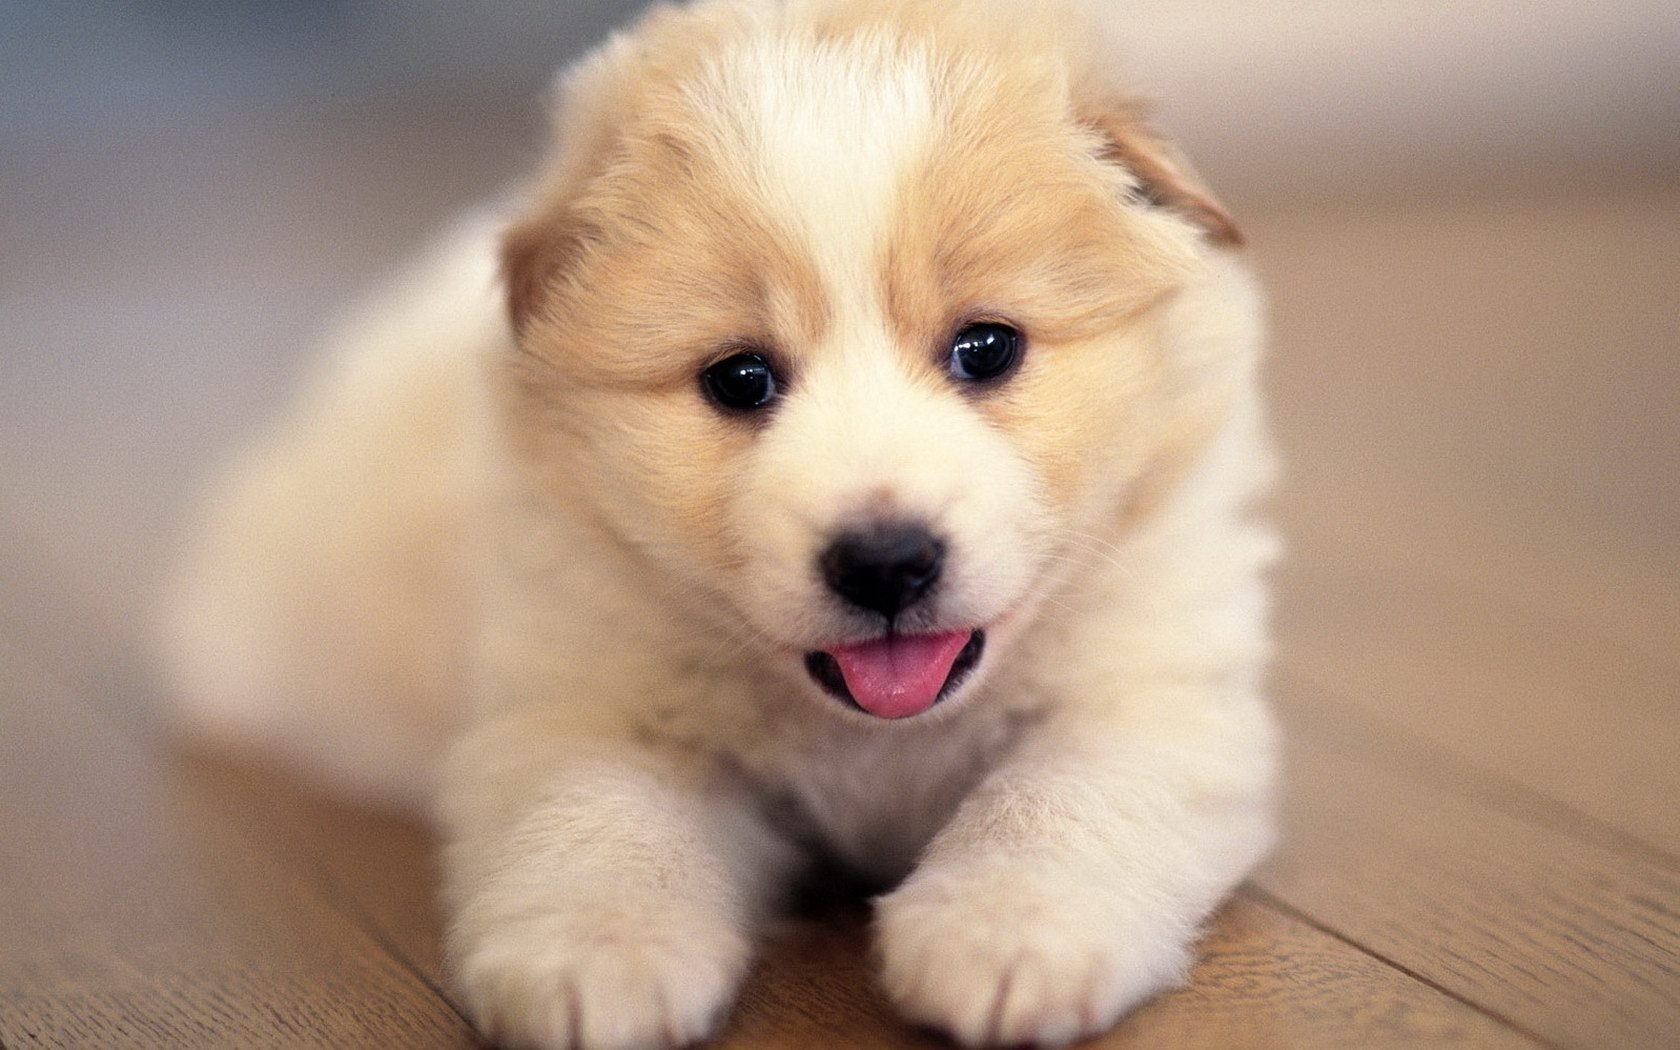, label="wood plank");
[1258,675,1680,1049]
[1247,190,1680,936]
[712,893,1542,1049]
[0,648,477,1048]
[195,755,451,985]
[234,747,1540,1049]
[1109,893,1539,1049]
[1275,528,1680,859]
[1242,187,1680,1046]
[0,506,458,1003]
